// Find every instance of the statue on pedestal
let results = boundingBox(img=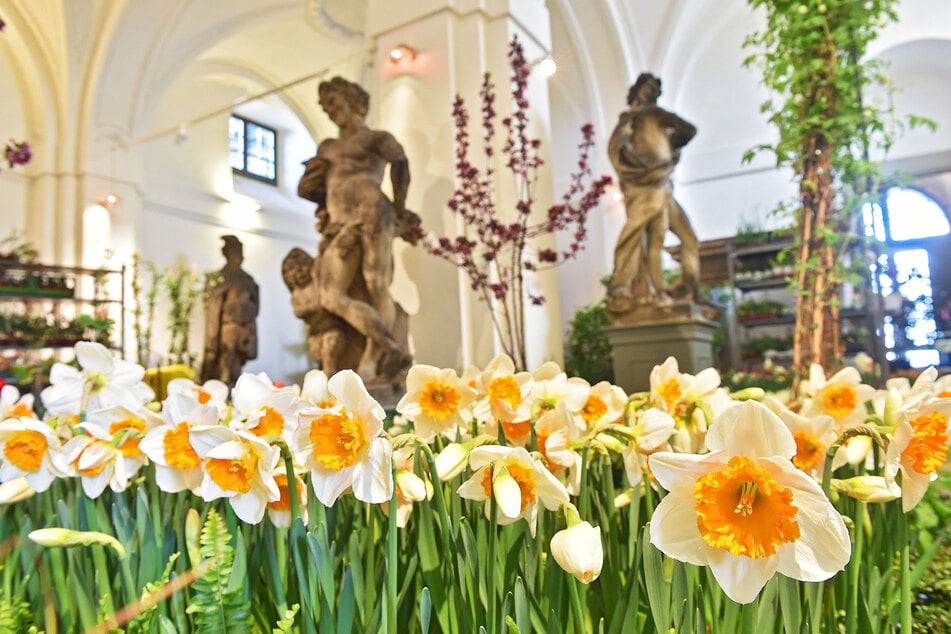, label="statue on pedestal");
[291,76,418,397]
[606,73,710,324]
[201,235,259,388]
